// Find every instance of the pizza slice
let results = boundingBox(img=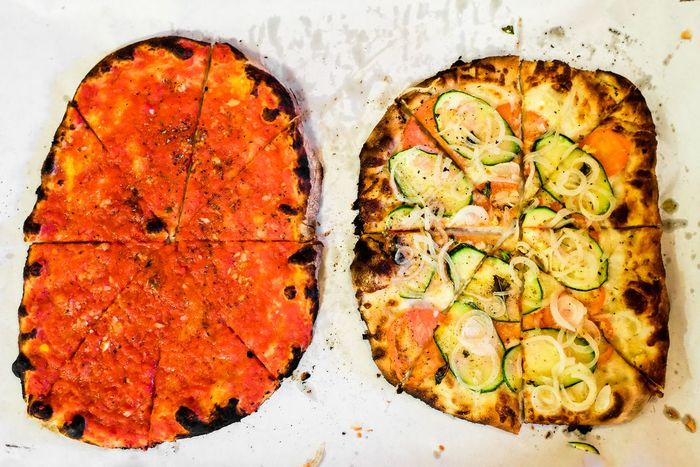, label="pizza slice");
[72,37,211,237]
[12,242,153,413]
[356,56,522,234]
[179,120,319,241]
[23,104,163,242]
[351,231,509,387]
[398,246,523,433]
[178,241,320,378]
[149,276,278,442]
[177,42,317,241]
[31,244,183,448]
